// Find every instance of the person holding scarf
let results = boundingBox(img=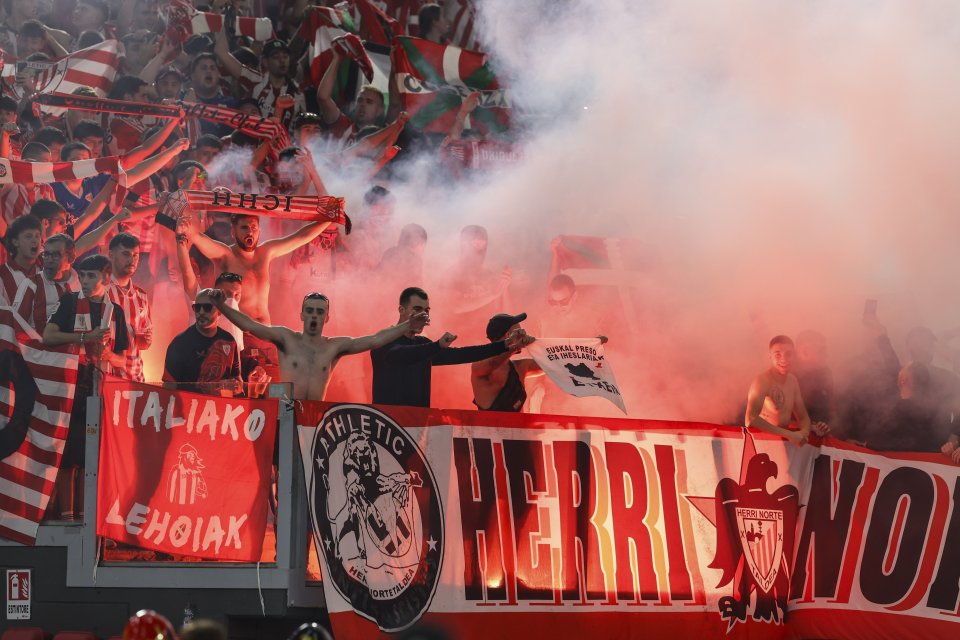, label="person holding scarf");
[42,254,129,520]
